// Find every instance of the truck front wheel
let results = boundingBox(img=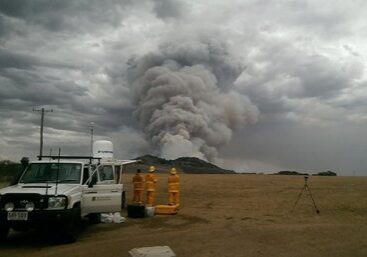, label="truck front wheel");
[0,224,9,242]
[59,207,81,243]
